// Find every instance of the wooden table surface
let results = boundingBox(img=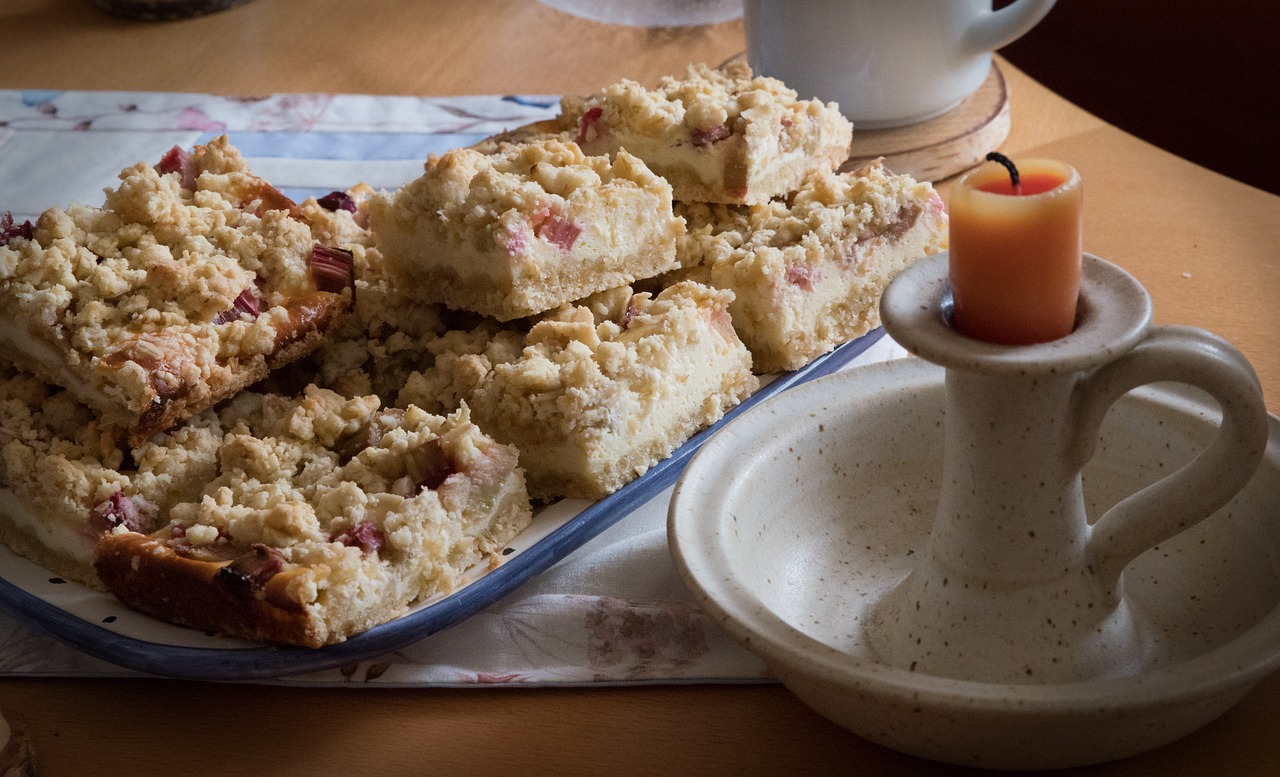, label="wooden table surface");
[2,1,1278,774]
